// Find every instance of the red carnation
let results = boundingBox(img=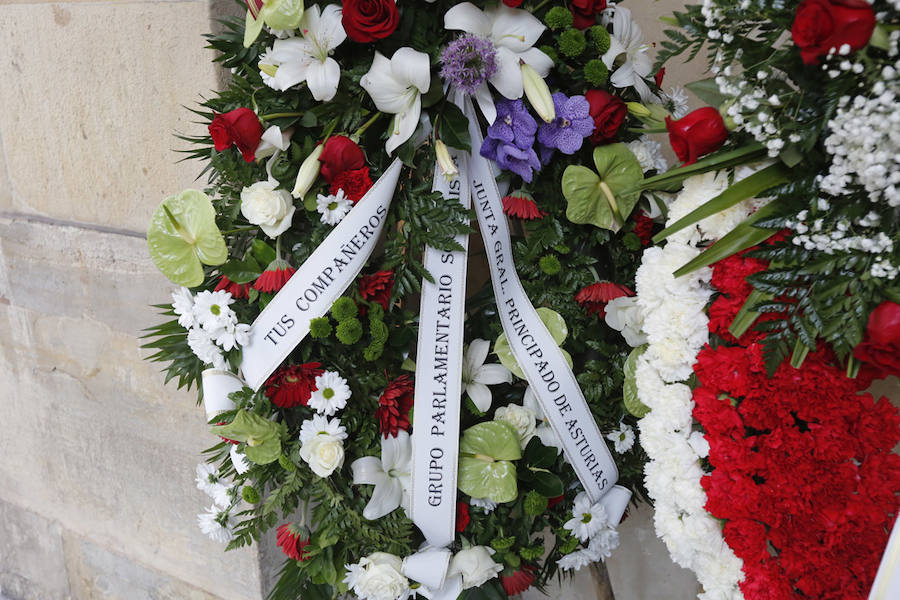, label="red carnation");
[575,281,634,318]
[276,523,311,561]
[359,270,394,312]
[456,501,470,532]
[501,565,537,596]
[319,135,366,183]
[264,362,324,408]
[502,192,546,220]
[376,374,414,438]
[570,0,606,29]
[854,301,900,380]
[215,275,251,299]
[791,0,875,65]
[209,108,263,163]
[330,167,373,204]
[585,89,627,145]
[501,0,523,5]
[341,0,398,43]
[254,259,296,293]
[632,210,653,246]
[666,107,729,165]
